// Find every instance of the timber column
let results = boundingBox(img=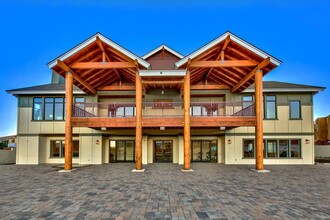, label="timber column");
[255,69,264,170]
[64,71,73,170]
[135,72,143,171]
[183,70,191,170]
